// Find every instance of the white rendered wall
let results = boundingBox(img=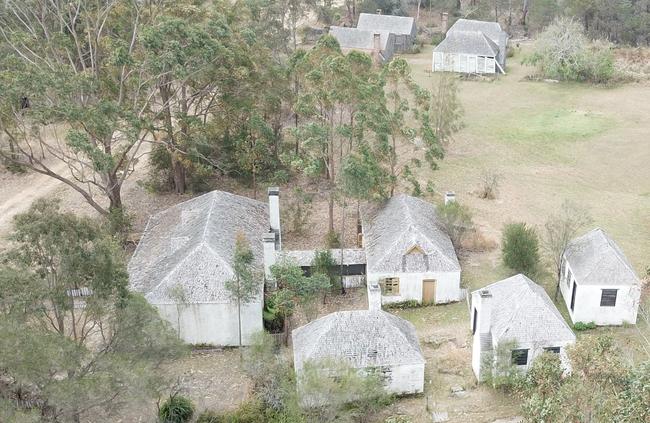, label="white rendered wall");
[384,363,425,395]
[154,301,263,346]
[432,52,497,74]
[367,270,461,305]
[559,261,640,326]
